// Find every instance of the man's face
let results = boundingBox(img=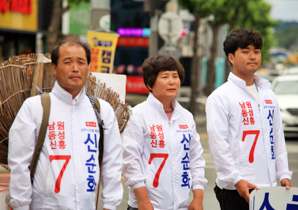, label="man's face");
[228,44,261,77]
[52,44,89,98]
